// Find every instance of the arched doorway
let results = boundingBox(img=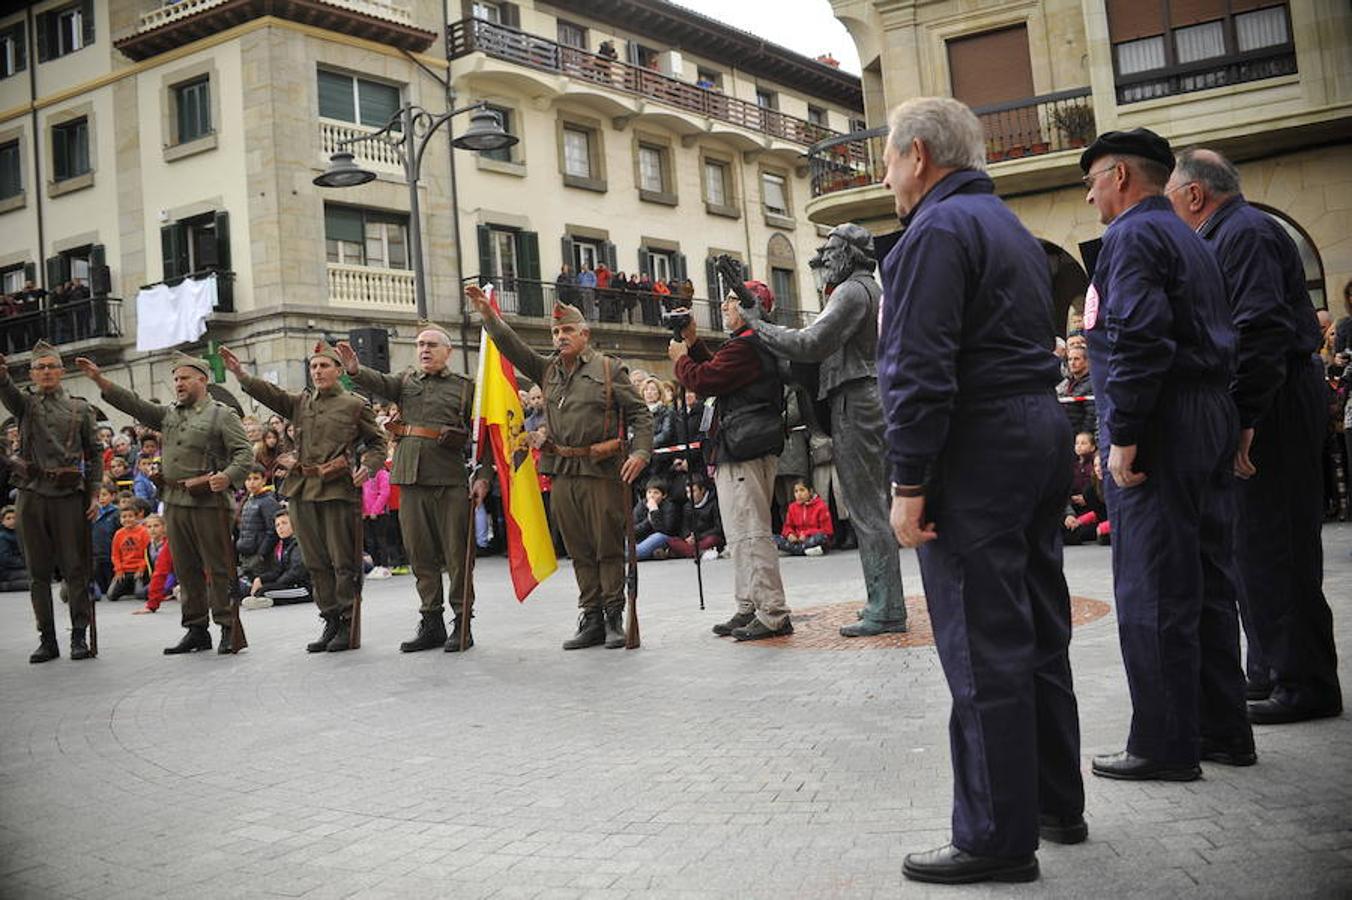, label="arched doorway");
[1254,204,1328,309]
[766,233,799,320]
[1041,241,1089,337]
